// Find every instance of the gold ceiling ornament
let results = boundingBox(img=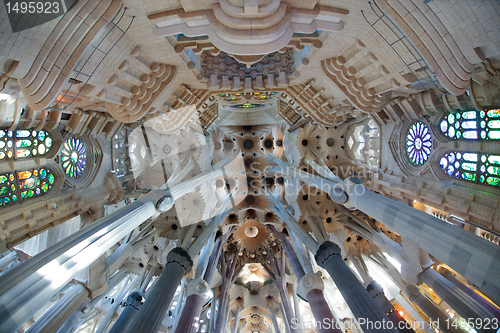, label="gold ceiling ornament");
[296,184,325,218]
[322,203,345,233]
[233,218,271,253]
